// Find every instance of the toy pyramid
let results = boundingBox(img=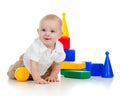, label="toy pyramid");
[59,12,75,61]
[101,51,114,78]
[60,12,91,79]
